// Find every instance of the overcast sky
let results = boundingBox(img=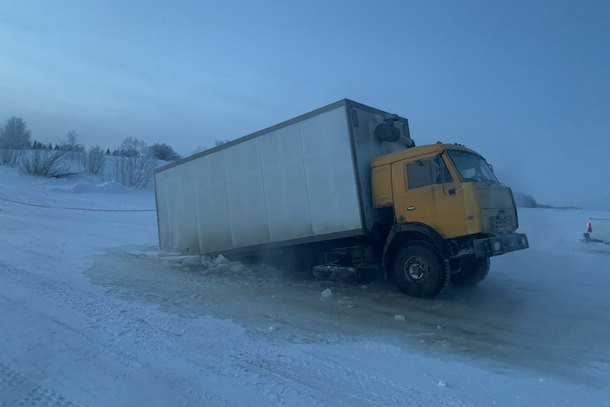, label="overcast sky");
[0,0,608,209]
